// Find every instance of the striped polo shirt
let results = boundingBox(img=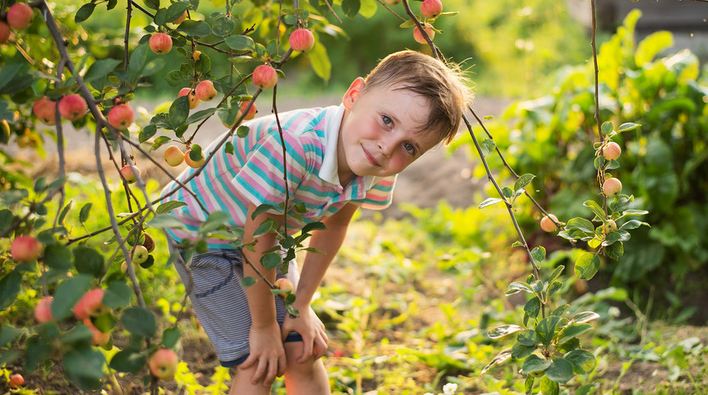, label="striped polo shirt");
[159,104,396,249]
